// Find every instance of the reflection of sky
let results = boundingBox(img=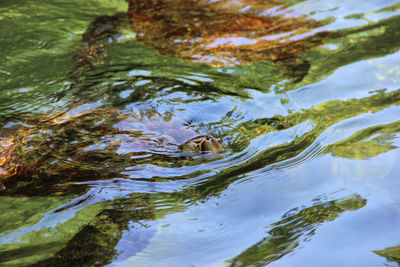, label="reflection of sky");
[117,146,400,266]
[286,51,400,113]
[319,106,400,145]
[292,0,400,34]
[207,37,258,47]
[114,96,400,265]
[116,138,400,266]
[205,30,299,48]
[295,0,400,20]
[270,154,400,267]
